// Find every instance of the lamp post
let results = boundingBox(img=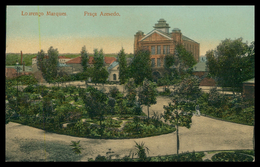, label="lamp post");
[15,60,21,113]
